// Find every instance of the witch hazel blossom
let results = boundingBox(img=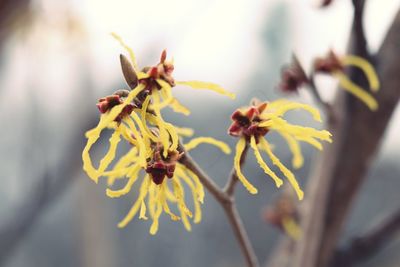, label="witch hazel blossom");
[81,34,234,234]
[229,98,332,200]
[312,50,380,111]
